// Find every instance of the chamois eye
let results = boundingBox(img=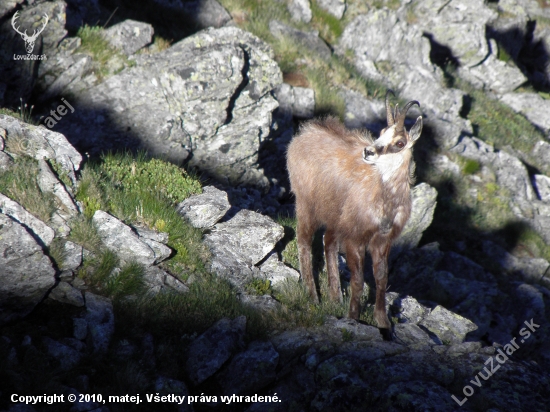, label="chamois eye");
[396,141,405,149]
